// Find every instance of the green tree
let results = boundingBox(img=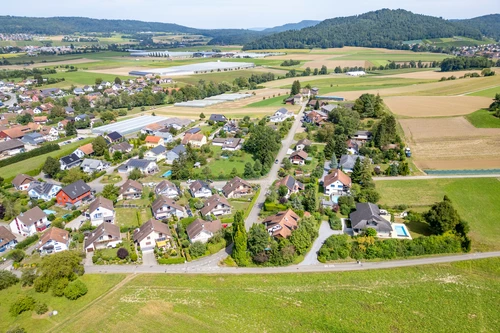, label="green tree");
[114,77,122,85]
[330,152,338,169]
[231,211,249,266]
[189,241,207,257]
[95,78,103,85]
[0,270,19,290]
[112,150,123,162]
[324,137,335,159]
[373,114,397,147]
[16,113,33,125]
[314,100,320,110]
[62,168,86,184]
[129,168,143,181]
[244,125,281,170]
[253,160,262,175]
[65,121,77,136]
[199,112,205,119]
[101,184,119,203]
[92,136,107,156]
[42,156,60,178]
[398,161,410,176]
[319,65,328,75]
[230,167,238,178]
[290,80,301,96]
[63,279,88,300]
[351,157,362,184]
[290,227,312,255]
[278,185,289,198]
[243,162,254,178]
[9,296,35,316]
[353,93,384,118]
[247,224,270,258]
[424,196,461,235]
[334,134,348,157]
